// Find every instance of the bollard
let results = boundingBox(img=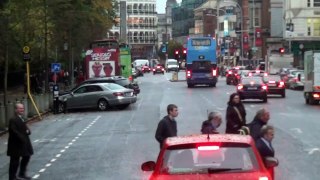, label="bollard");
[6,101,15,126]
[21,97,29,118]
[0,103,6,130]
[172,72,178,81]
